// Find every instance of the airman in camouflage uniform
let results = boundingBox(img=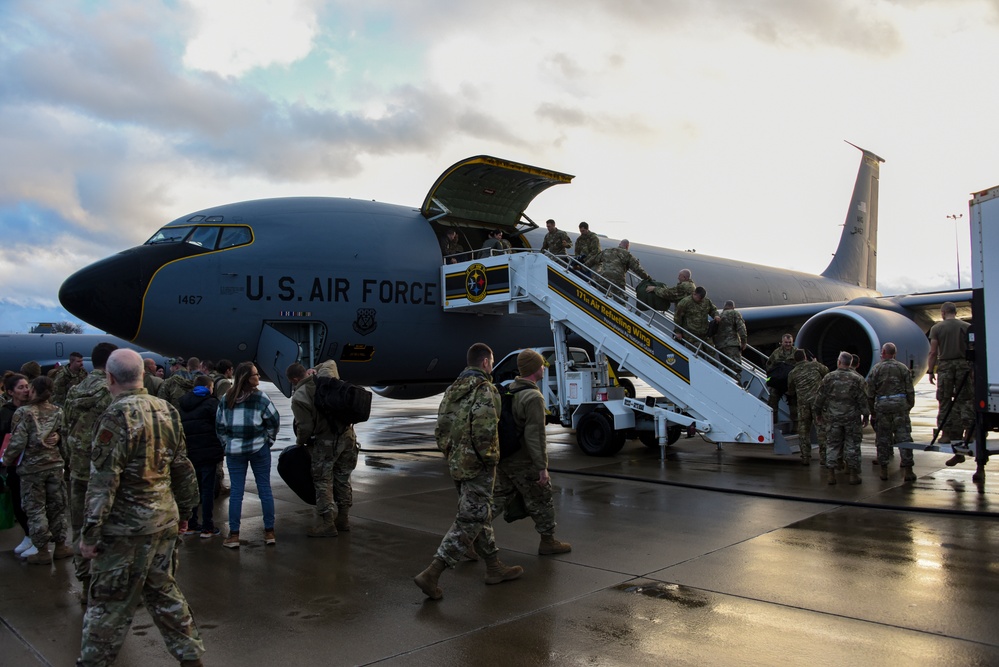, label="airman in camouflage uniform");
[645,269,695,311]
[713,300,748,377]
[52,352,88,406]
[541,219,572,256]
[927,301,974,464]
[766,334,799,424]
[414,343,523,600]
[598,239,651,289]
[2,376,71,565]
[63,342,117,598]
[814,351,869,485]
[441,228,468,264]
[574,221,602,268]
[157,358,194,408]
[78,349,203,667]
[490,350,571,556]
[866,342,916,481]
[674,286,720,344]
[288,360,358,537]
[786,349,829,465]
